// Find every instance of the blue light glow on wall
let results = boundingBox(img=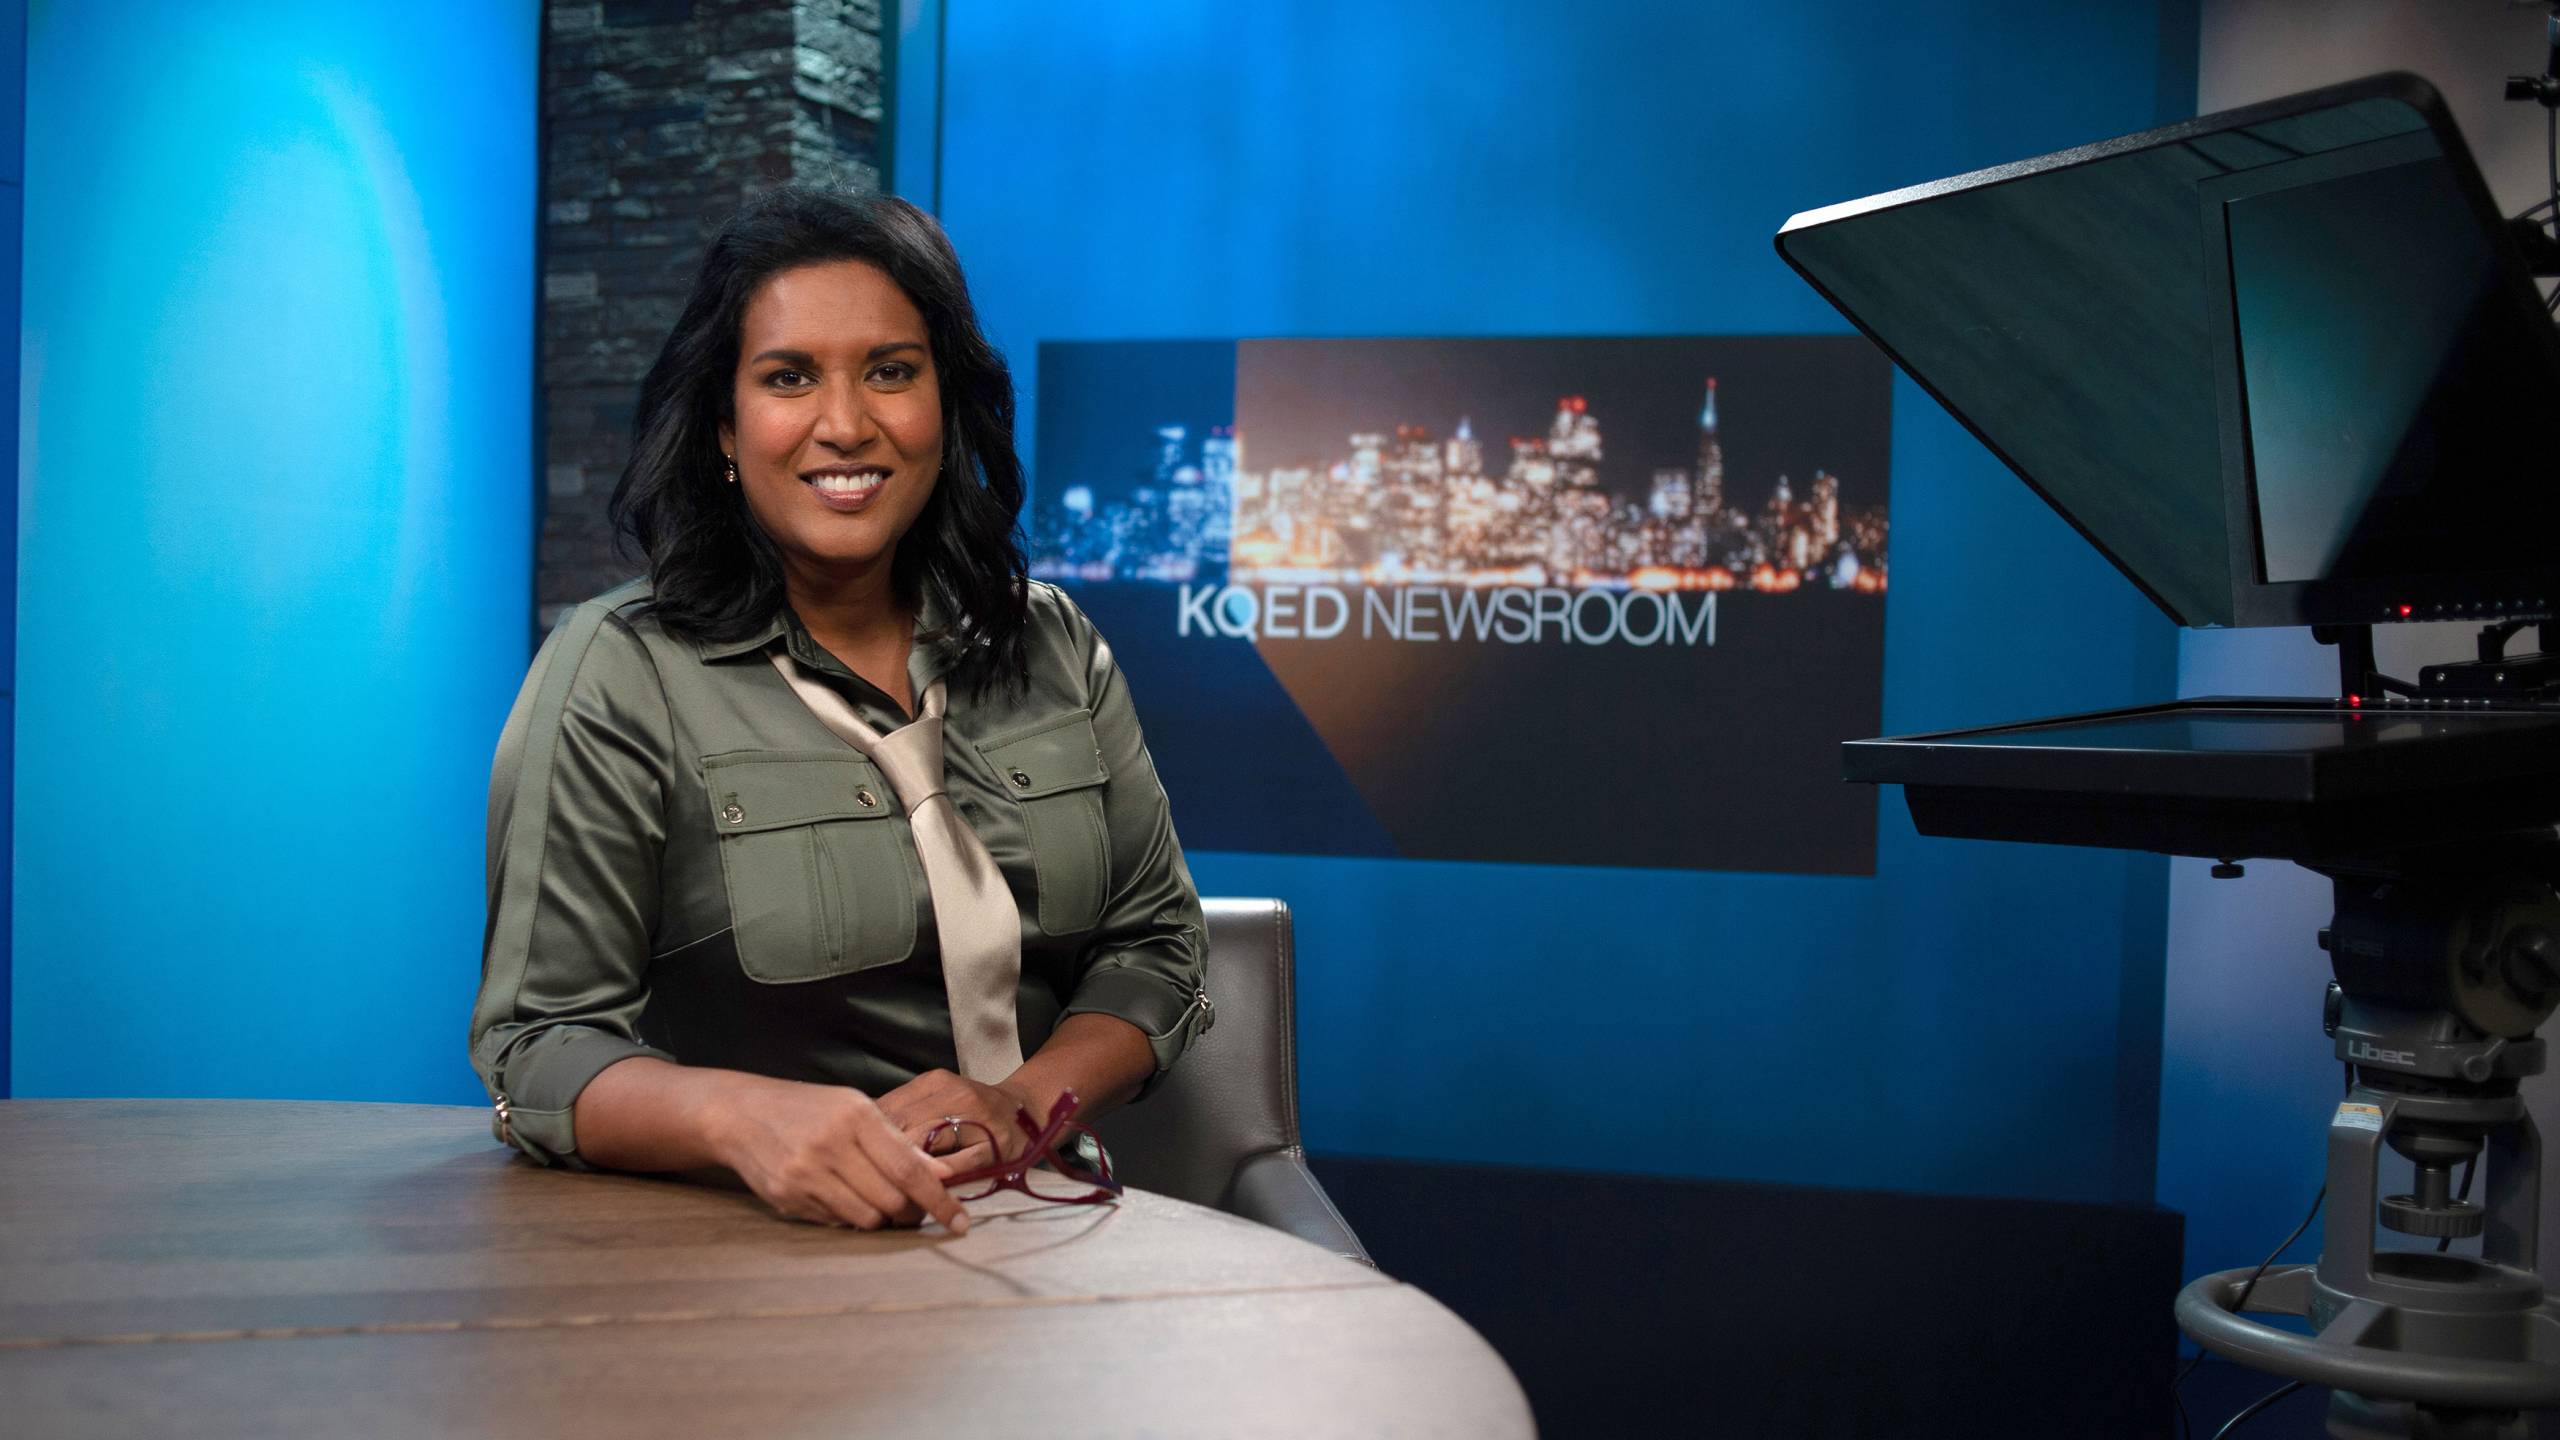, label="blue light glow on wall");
[14,2,535,1101]
[1,0,25,1097]
[930,0,2189,1203]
